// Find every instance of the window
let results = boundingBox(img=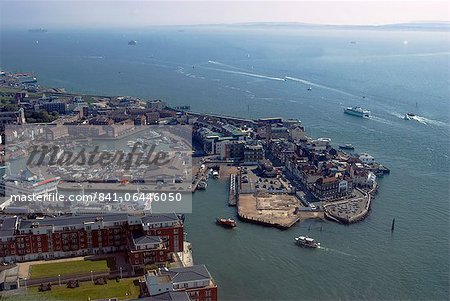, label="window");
[205,290,211,297]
